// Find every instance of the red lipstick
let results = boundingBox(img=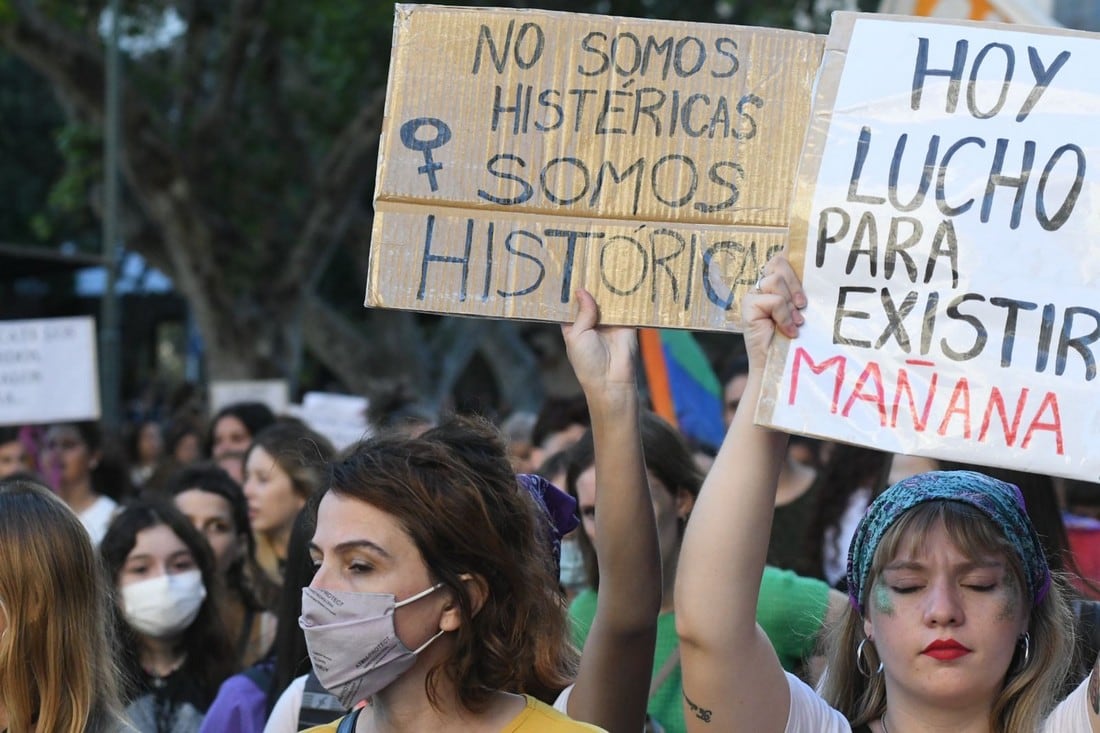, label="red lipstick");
[922,639,971,661]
